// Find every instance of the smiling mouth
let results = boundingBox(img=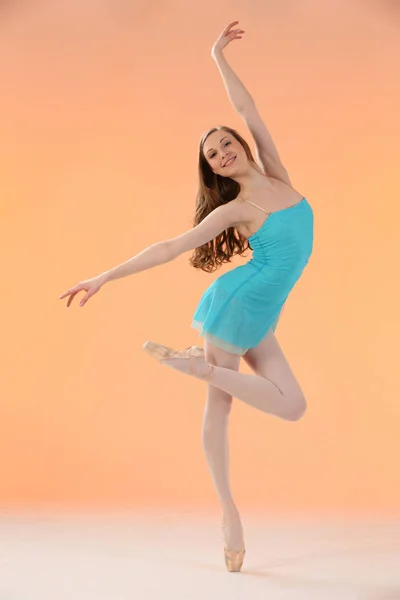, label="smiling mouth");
[223,156,236,167]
